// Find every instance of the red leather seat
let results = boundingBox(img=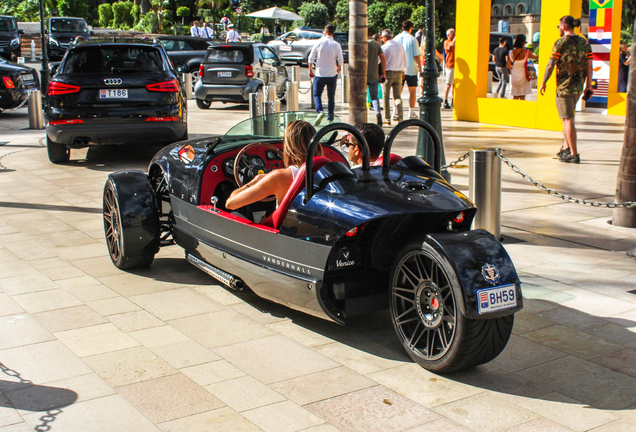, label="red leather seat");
[261,156,332,229]
[371,153,403,166]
